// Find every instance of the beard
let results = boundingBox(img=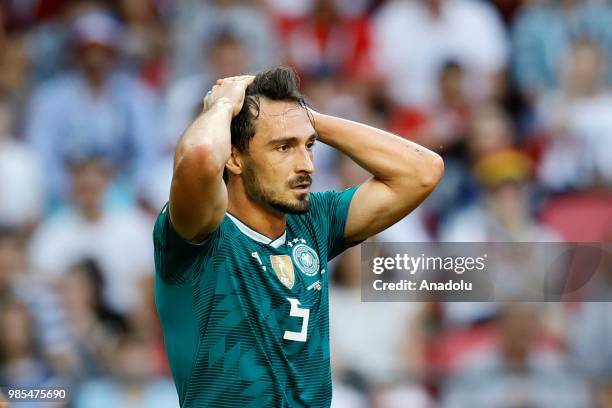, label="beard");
[243,166,311,215]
